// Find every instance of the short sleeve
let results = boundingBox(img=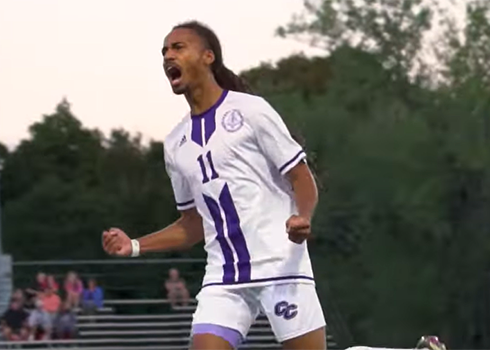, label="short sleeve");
[164,145,195,211]
[249,99,306,175]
